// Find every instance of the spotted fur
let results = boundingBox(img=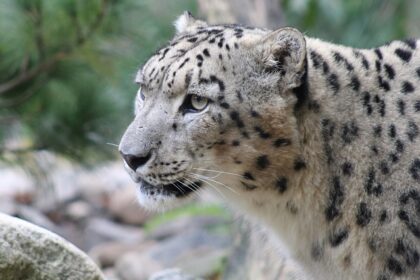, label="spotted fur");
[119,12,420,279]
